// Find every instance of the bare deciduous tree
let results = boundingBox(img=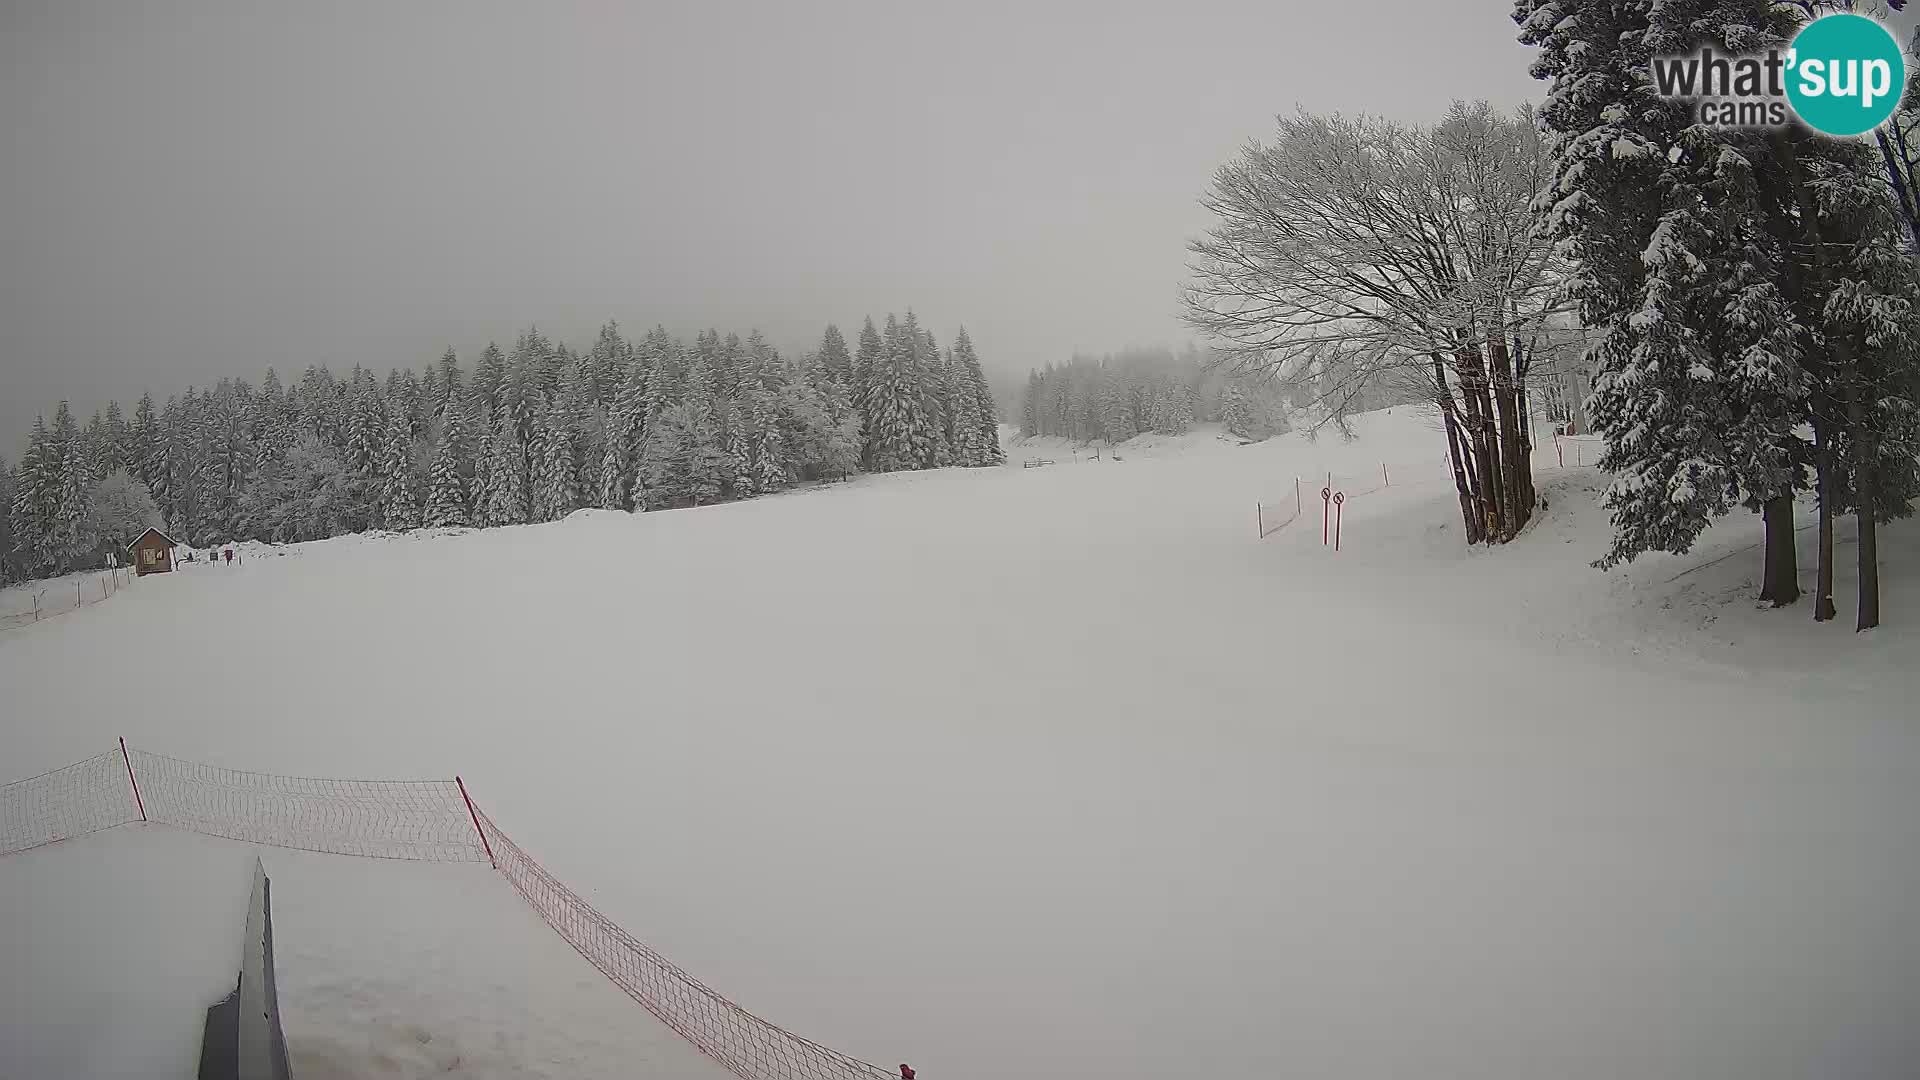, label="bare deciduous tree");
[1184,101,1573,544]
